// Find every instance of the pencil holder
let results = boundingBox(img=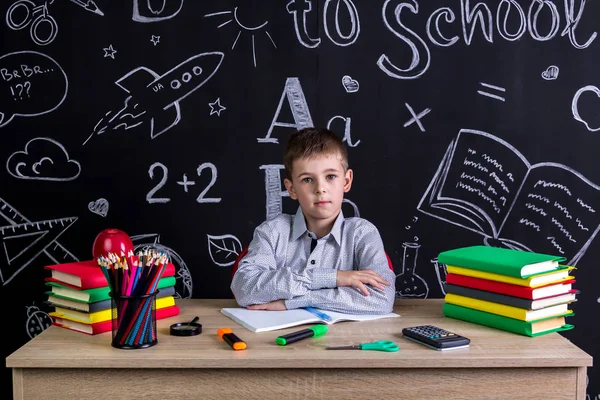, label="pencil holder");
[110,291,158,349]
